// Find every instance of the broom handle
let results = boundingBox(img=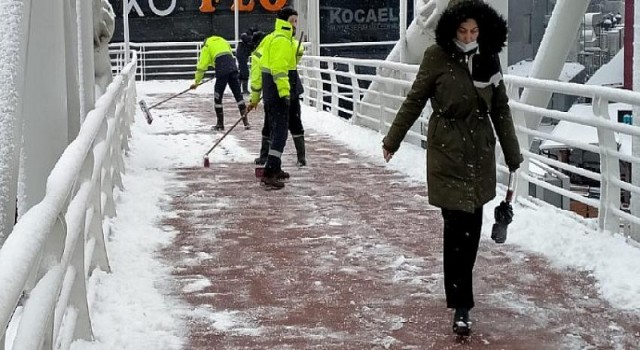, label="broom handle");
[295,31,304,61]
[204,112,248,157]
[148,78,212,109]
